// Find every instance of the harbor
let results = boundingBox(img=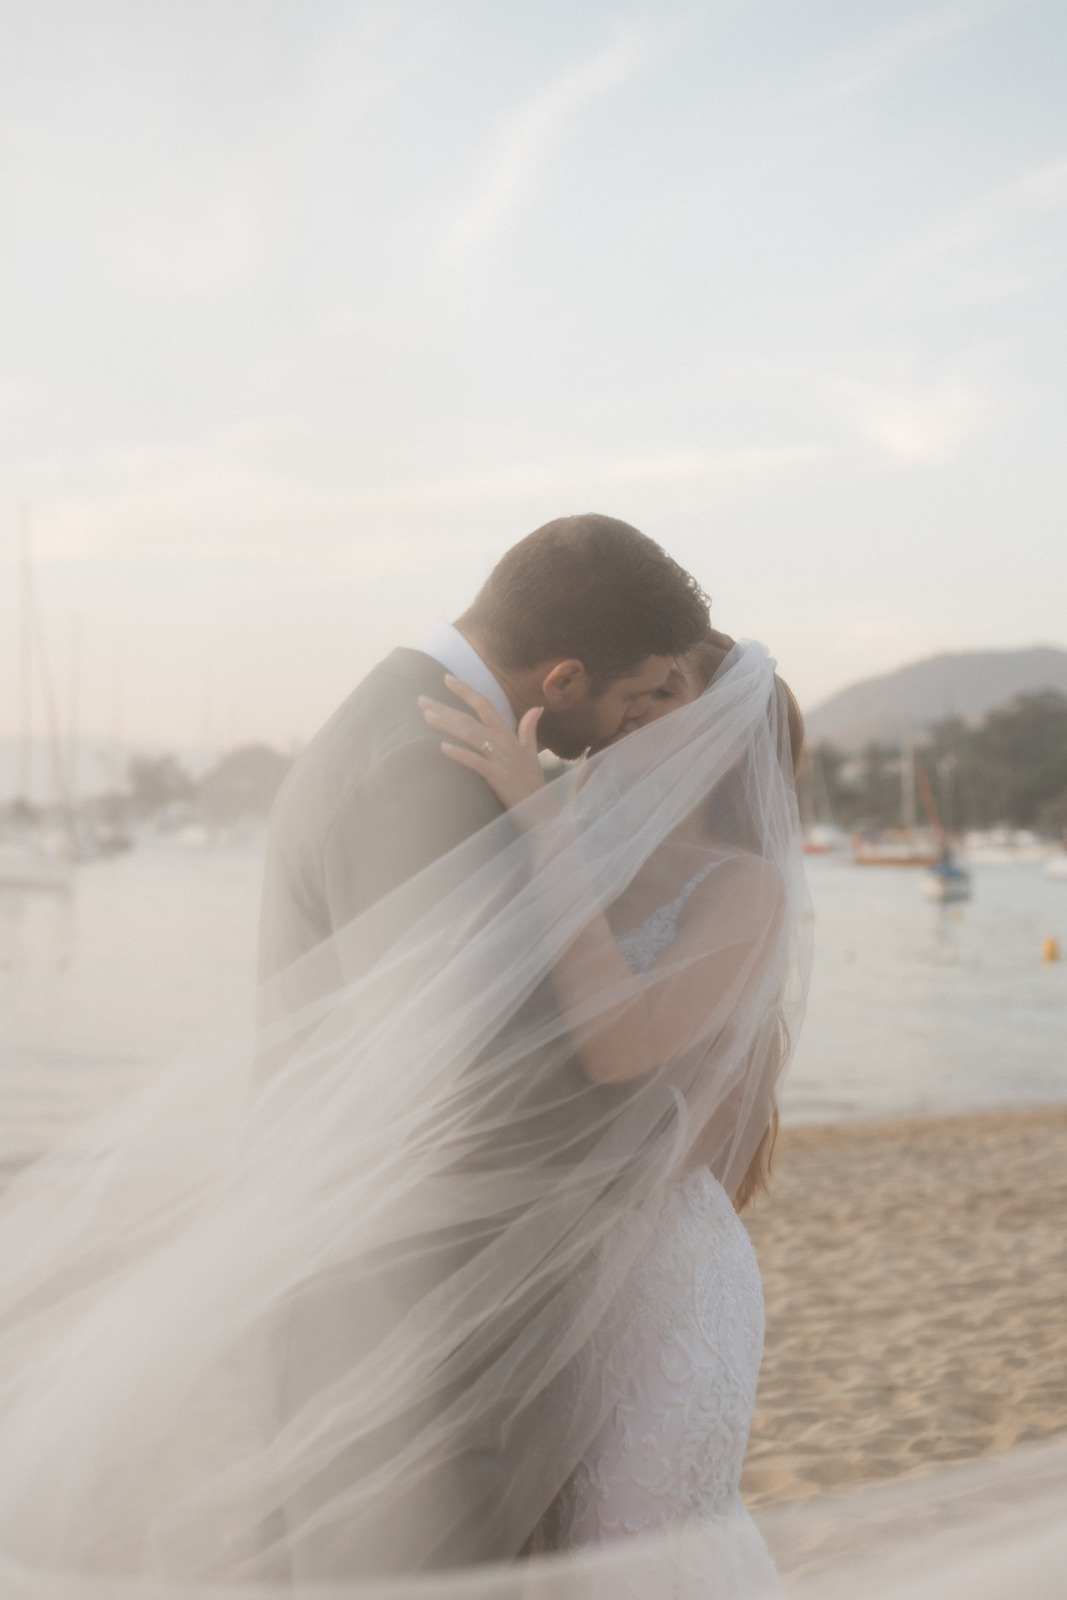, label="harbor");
[1,833,1064,1169]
